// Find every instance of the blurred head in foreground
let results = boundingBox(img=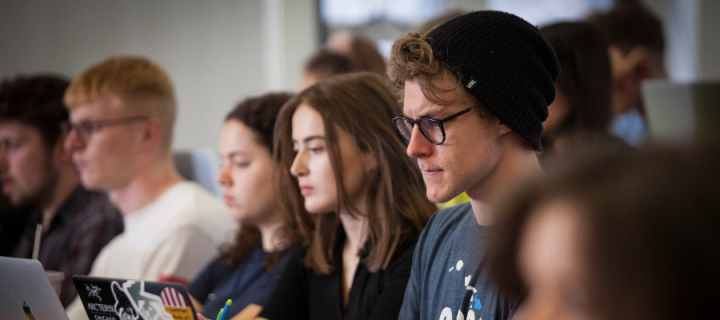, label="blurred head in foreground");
[489,143,720,320]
